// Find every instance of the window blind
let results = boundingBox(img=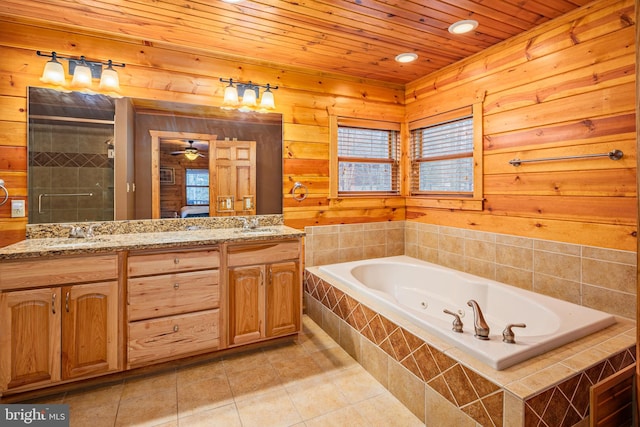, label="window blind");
[411,116,473,194]
[337,125,399,194]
